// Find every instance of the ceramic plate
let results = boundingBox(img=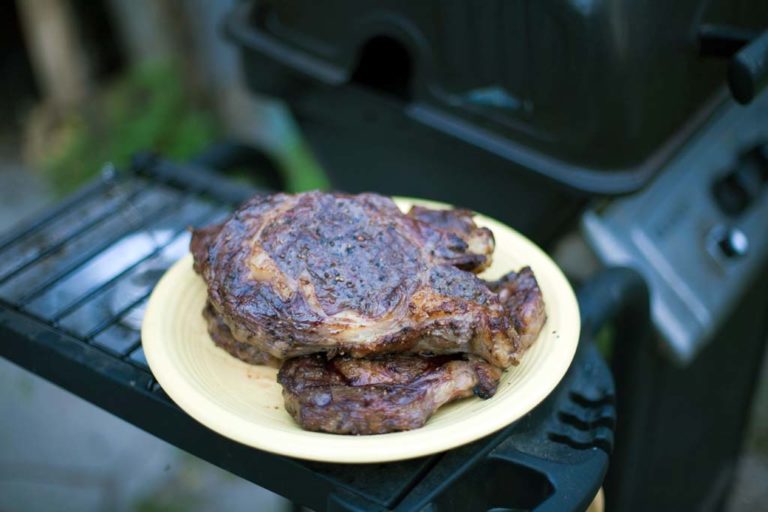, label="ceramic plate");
[141,198,579,463]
